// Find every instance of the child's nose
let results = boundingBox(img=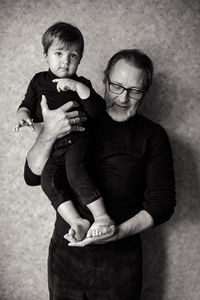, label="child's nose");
[62,54,70,66]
